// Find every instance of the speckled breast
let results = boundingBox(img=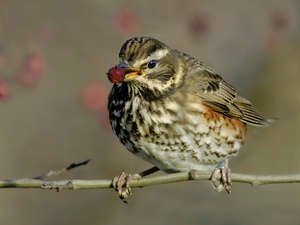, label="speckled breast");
[108,83,246,172]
